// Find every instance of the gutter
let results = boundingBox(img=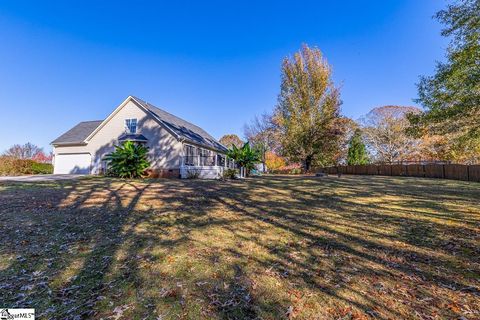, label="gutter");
[51,142,88,147]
